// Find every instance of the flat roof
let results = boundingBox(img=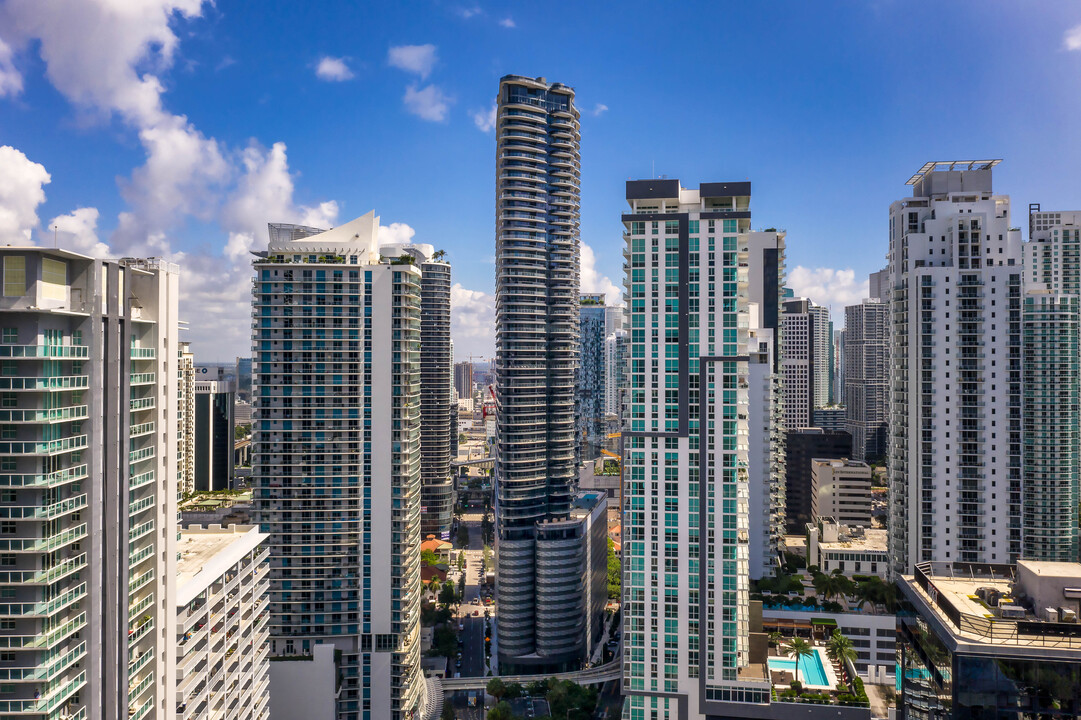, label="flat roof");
[1017,559,1081,578]
[176,525,266,605]
[819,529,888,553]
